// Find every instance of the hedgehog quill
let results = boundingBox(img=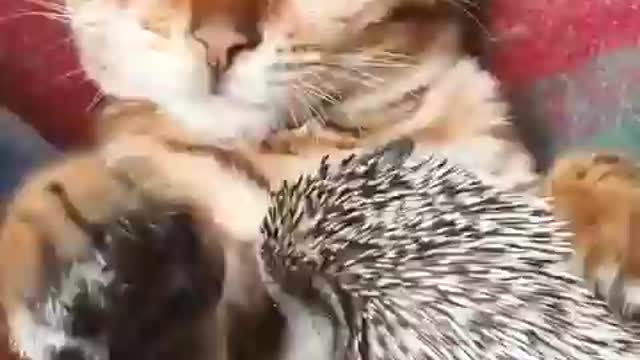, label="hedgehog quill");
[259,139,640,360]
